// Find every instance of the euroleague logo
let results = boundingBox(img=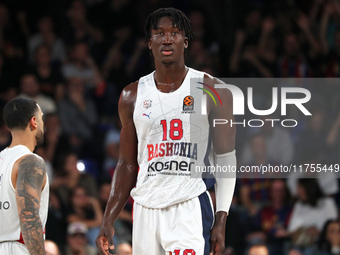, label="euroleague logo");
[182,95,195,113]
